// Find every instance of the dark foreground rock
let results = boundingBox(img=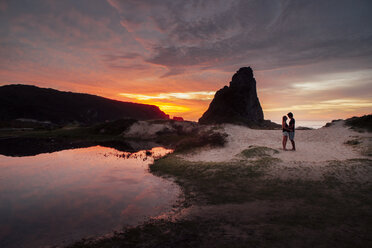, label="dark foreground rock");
[199,67,279,129]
